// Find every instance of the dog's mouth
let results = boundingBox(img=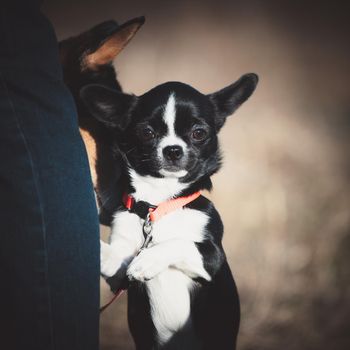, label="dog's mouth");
[159,168,188,178]
[158,153,203,179]
[158,156,189,178]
